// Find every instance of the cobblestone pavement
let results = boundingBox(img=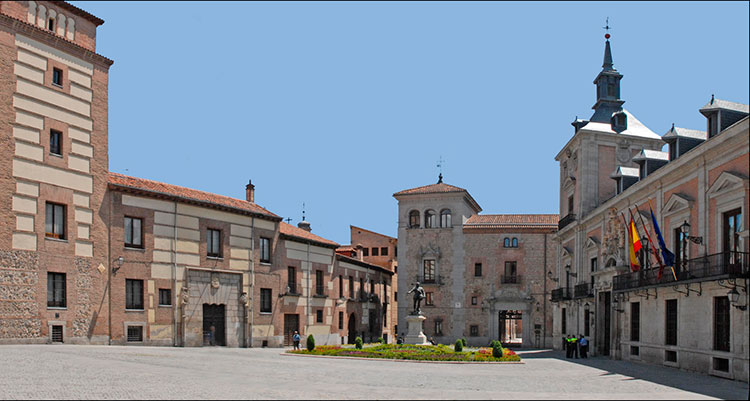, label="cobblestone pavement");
[0,345,747,399]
